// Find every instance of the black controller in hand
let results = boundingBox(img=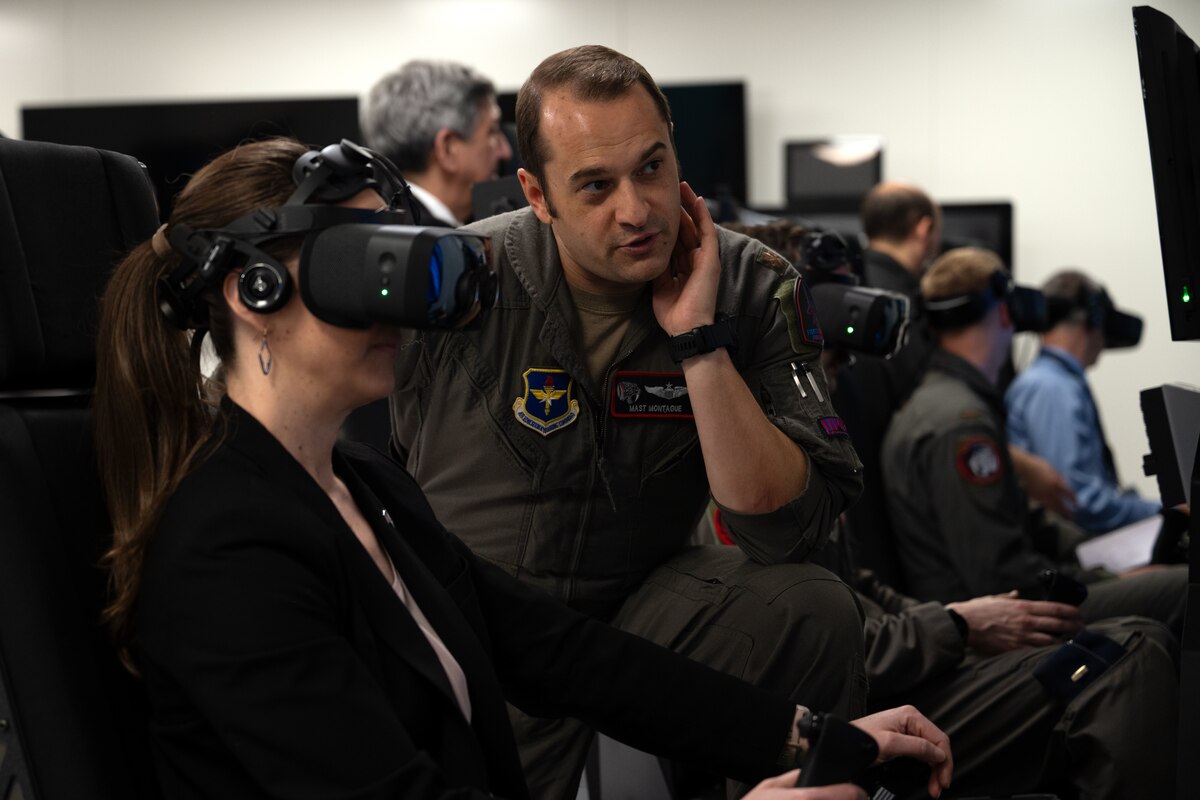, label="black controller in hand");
[795,714,933,800]
[794,713,878,787]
